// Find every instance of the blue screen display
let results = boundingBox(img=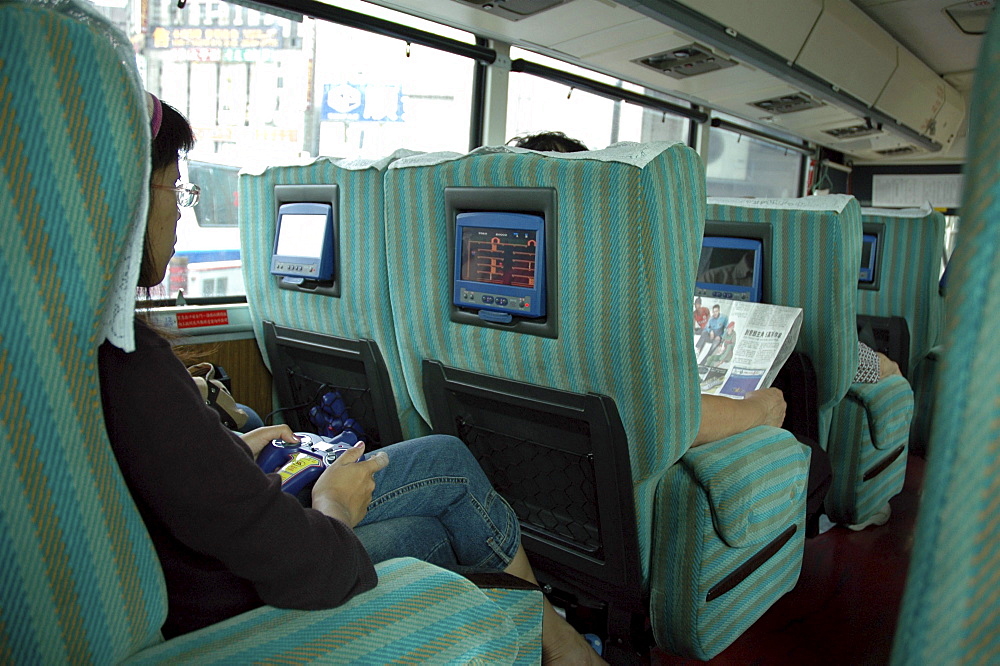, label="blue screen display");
[695,236,763,303]
[859,233,878,284]
[454,211,546,320]
[270,202,335,282]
